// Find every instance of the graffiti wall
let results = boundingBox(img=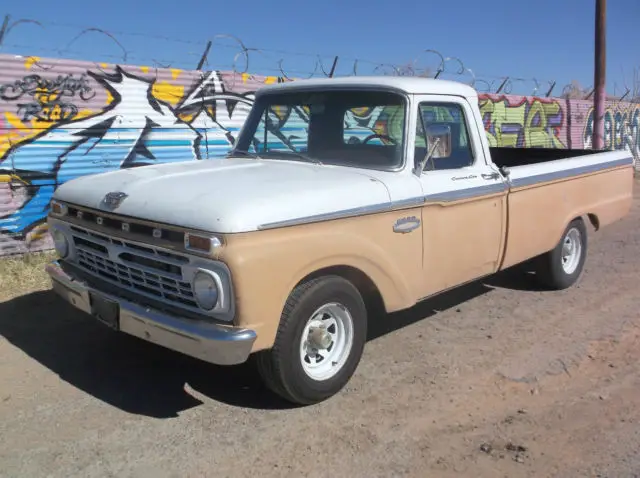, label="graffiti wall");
[0,54,283,255]
[1,53,639,257]
[477,93,640,157]
[579,102,640,155]
[478,94,567,148]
